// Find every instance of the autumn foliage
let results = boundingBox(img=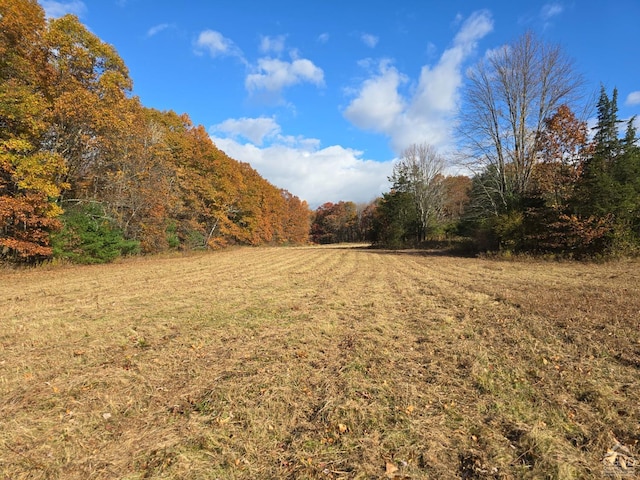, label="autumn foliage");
[0,0,309,263]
